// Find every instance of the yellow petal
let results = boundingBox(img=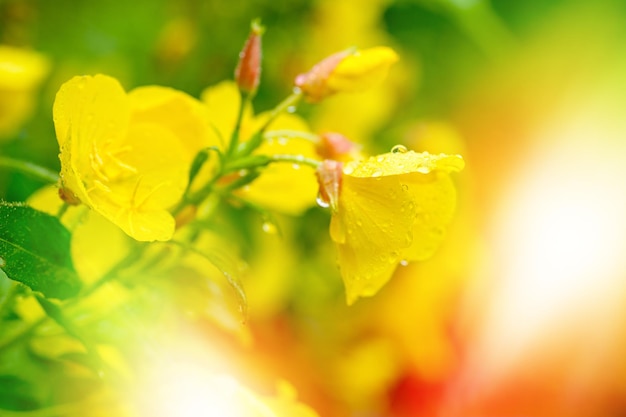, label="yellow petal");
[345,149,464,177]
[53,74,130,204]
[200,80,254,147]
[332,174,418,304]
[0,45,49,90]
[404,171,458,261]
[0,48,48,138]
[128,85,213,158]
[241,113,319,215]
[89,123,188,241]
[334,150,464,304]
[327,46,398,93]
